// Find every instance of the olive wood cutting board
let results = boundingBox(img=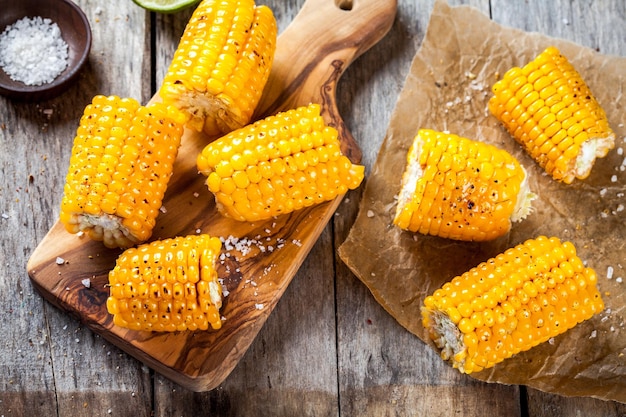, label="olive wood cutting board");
[27,0,396,391]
